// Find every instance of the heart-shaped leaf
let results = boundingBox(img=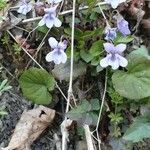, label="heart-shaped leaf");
[19,68,55,104]
[123,113,150,142]
[112,47,150,100]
